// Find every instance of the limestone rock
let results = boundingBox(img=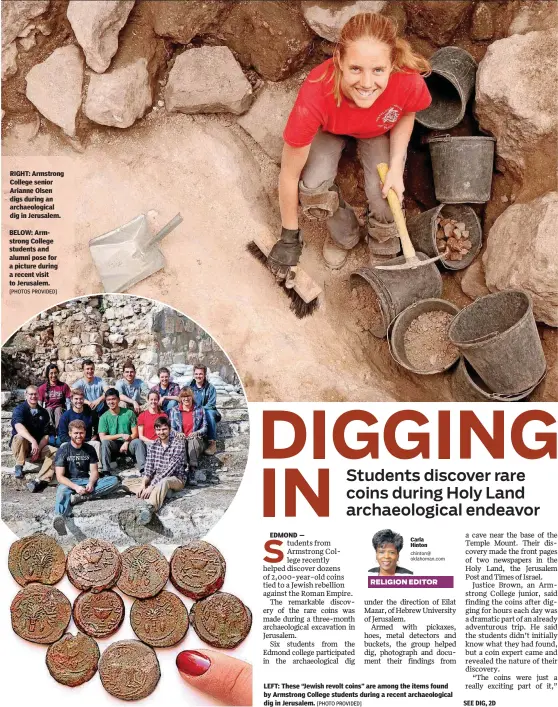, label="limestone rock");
[2,0,49,47]
[483,192,558,327]
[508,0,558,36]
[237,77,301,163]
[25,45,83,136]
[460,259,490,300]
[84,58,152,127]
[301,1,386,42]
[405,1,471,45]
[67,0,135,73]
[475,31,558,181]
[217,1,313,81]
[470,1,494,41]
[148,0,229,43]
[165,46,252,115]
[2,42,19,80]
